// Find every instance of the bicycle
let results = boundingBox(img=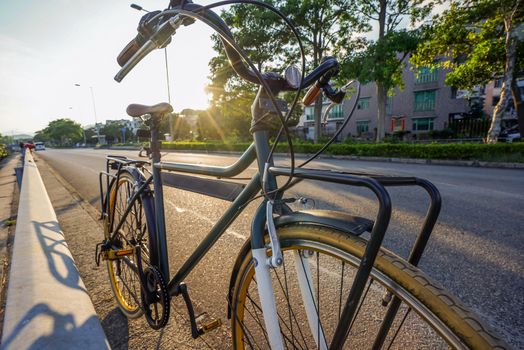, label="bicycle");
[95,0,510,348]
